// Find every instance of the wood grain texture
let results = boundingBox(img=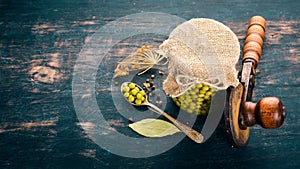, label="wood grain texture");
[0,0,299,169]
